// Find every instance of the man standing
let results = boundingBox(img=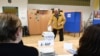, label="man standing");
[48,8,66,41]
